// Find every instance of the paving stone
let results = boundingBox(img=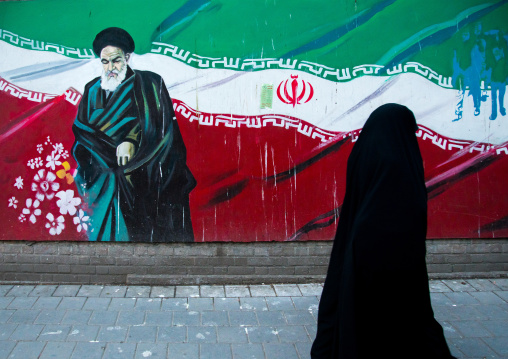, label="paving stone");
[52,285,81,297]
[188,298,214,311]
[187,326,217,343]
[61,310,92,325]
[134,298,162,311]
[7,341,45,359]
[57,297,86,310]
[0,323,17,340]
[491,278,508,290]
[469,291,507,305]
[0,297,14,309]
[200,286,226,298]
[225,285,250,298]
[35,310,66,324]
[126,286,151,298]
[231,343,265,359]
[167,343,199,359]
[430,293,455,307]
[245,326,279,343]
[29,285,58,297]
[277,325,310,343]
[199,343,232,359]
[439,321,462,339]
[33,297,62,309]
[9,323,44,340]
[442,279,477,292]
[66,325,100,342]
[39,342,76,359]
[38,324,72,341]
[217,326,248,343]
[449,337,498,358]
[157,326,187,343]
[117,311,145,326]
[482,320,508,336]
[214,298,240,311]
[145,311,173,326]
[248,285,276,297]
[482,337,508,356]
[201,311,229,326]
[8,309,41,324]
[298,283,323,297]
[6,285,34,297]
[451,320,493,338]
[173,311,200,326]
[7,297,37,309]
[76,285,104,297]
[135,343,169,359]
[305,324,317,341]
[446,305,487,321]
[295,341,313,359]
[83,297,112,311]
[108,298,137,310]
[127,325,157,343]
[285,311,316,326]
[239,298,268,311]
[0,310,14,323]
[256,311,286,326]
[101,286,128,298]
[494,291,508,303]
[0,341,15,358]
[150,286,175,298]
[103,342,136,359]
[263,343,299,359]
[467,279,502,292]
[175,286,200,298]
[229,311,258,326]
[71,342,106,359]
[0,285,14,296]
[161,298,189,311]
[475,305,508,320]
[444,292,480,305]
[89,310,119,325]
[428,280,452,293]
[96,325,128,342]
[265,297,295,311]
[273,284,301,297]
[291,296,319,312]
